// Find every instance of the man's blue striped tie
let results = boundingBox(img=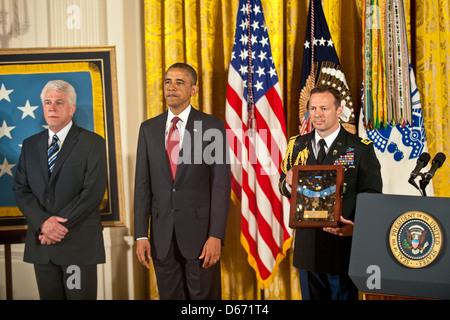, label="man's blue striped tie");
[47,135,60,174]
